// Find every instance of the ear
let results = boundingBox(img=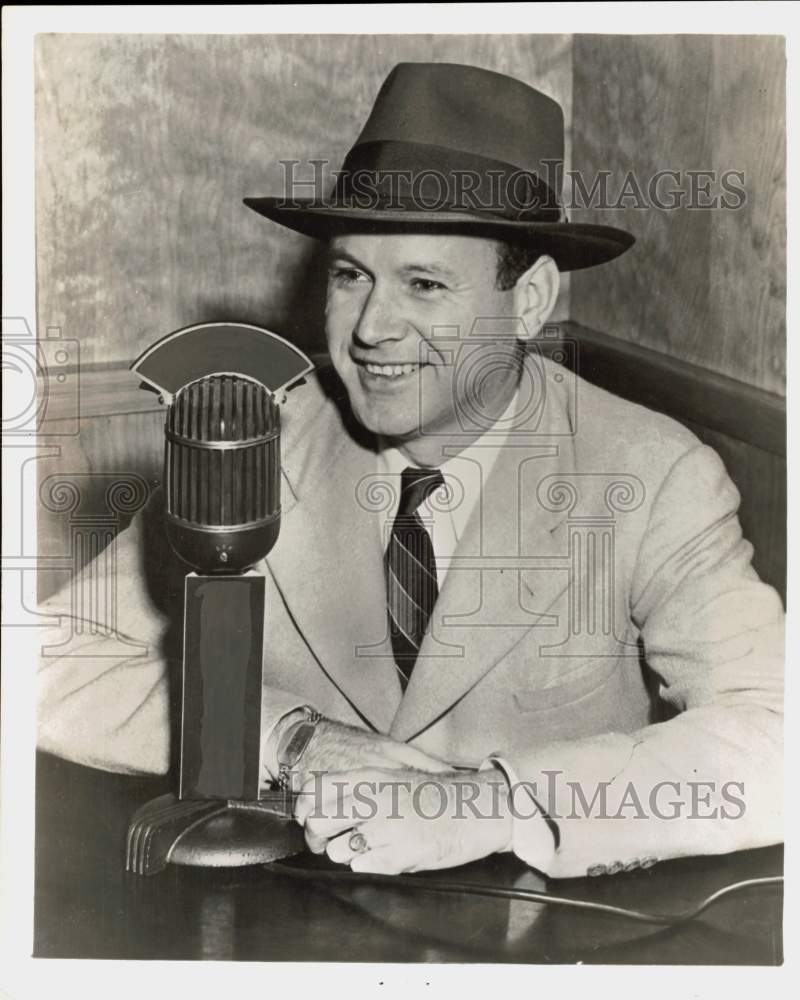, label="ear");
[512,255,560,340]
